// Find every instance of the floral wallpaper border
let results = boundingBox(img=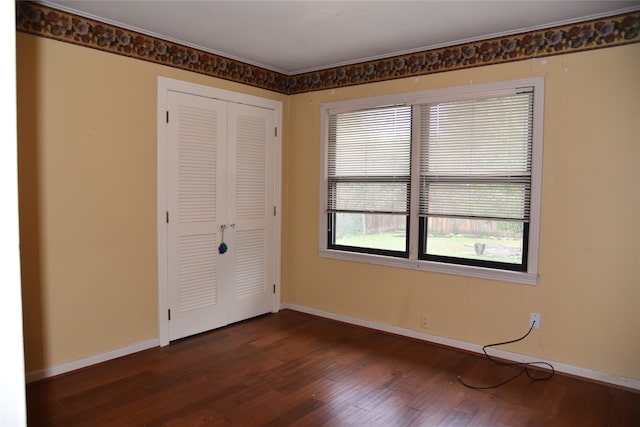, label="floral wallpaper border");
[16,1,640,95]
